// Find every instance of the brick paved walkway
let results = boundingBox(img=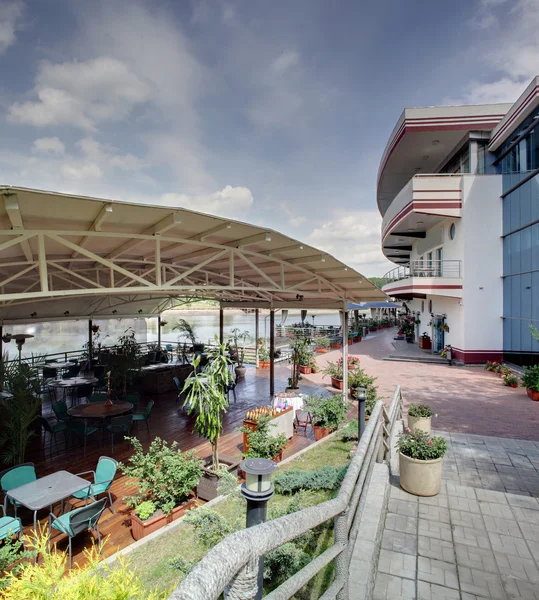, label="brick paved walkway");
[304,328,539,441]
[373,430,539,600]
